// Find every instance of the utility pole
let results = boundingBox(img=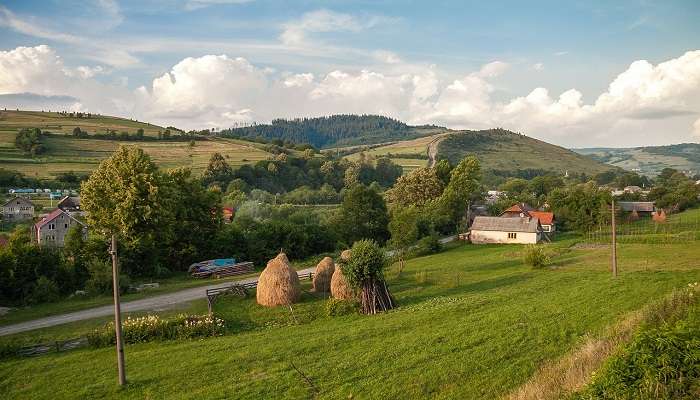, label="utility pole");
[110,234,127,386]
[611,199,618,278]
